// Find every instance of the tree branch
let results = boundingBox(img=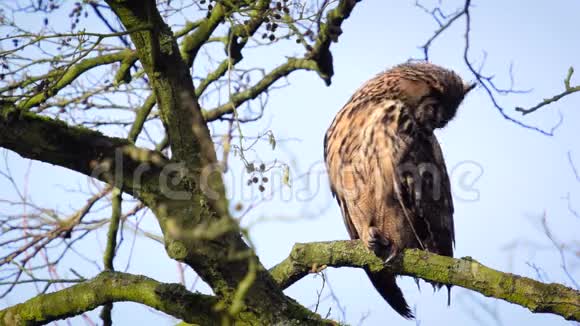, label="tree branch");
[179,1,227,67]
[270,240,580,321]
[306,0,360,86]
[204,58,319,121]
[203,0,360,121]
[103,188,122,271]
[0,272,221,326]
[0,50,127,94]
[101,3,326,324]
[194,0,270,97]
[104,1,209,165]
[1,49,135,110]
[0,106,170,199]
[516,66,580,115]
